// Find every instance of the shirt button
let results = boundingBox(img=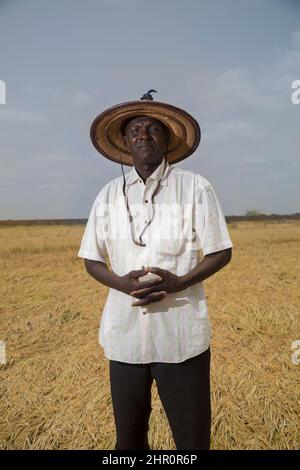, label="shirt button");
[143,310,147,315]
[139,179,142,183]
[145,200,148,203]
